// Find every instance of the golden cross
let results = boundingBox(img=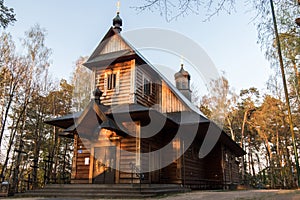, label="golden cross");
[117,1,120,13]
[180,55,184,66]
